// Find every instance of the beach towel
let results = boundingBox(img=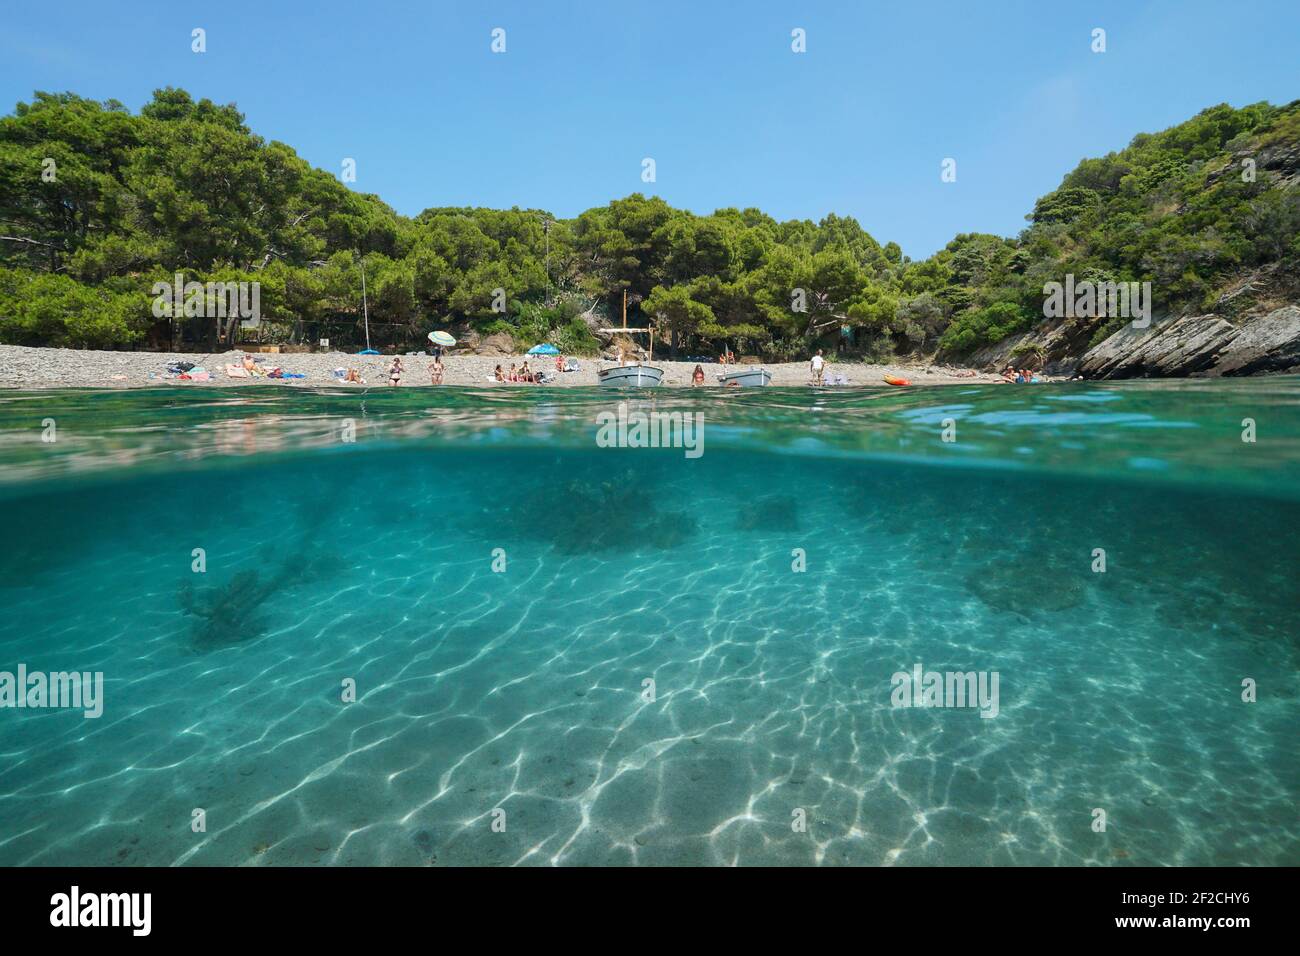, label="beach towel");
[564,359,580,372]
[190,371,211,382]
[226,365,250,378]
